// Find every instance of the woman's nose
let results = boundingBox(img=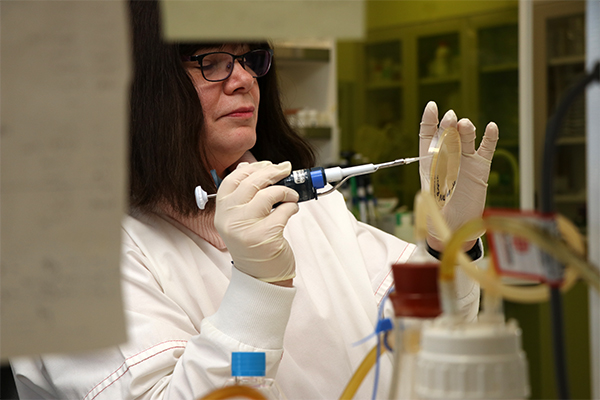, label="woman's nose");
[224,60,254,93]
